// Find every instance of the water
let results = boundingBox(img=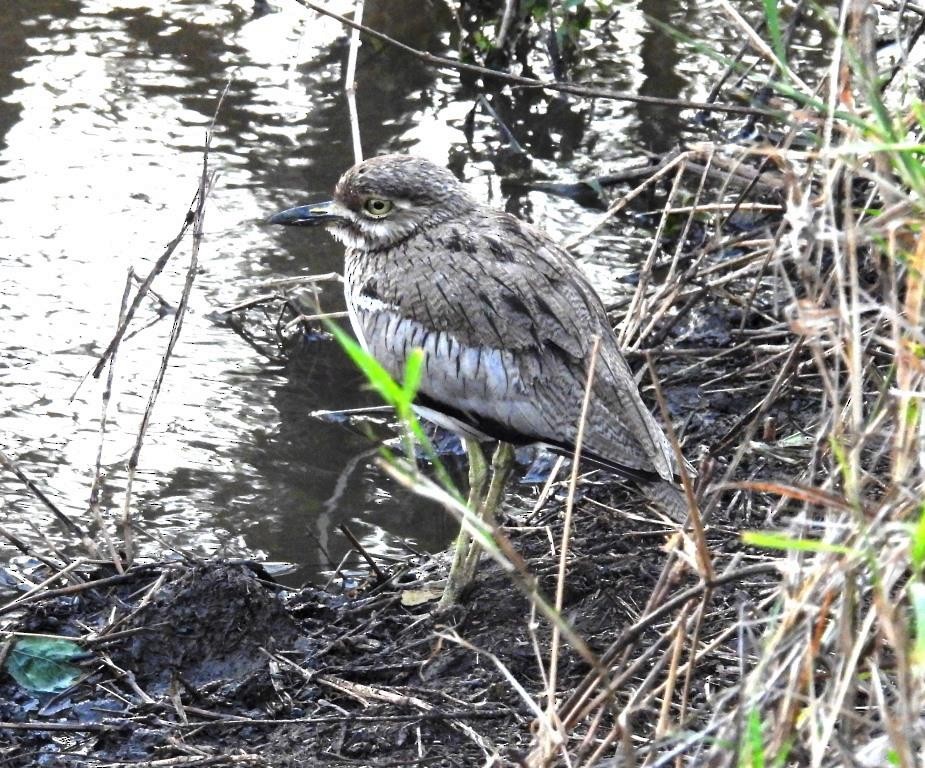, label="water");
[0,0,759,583]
